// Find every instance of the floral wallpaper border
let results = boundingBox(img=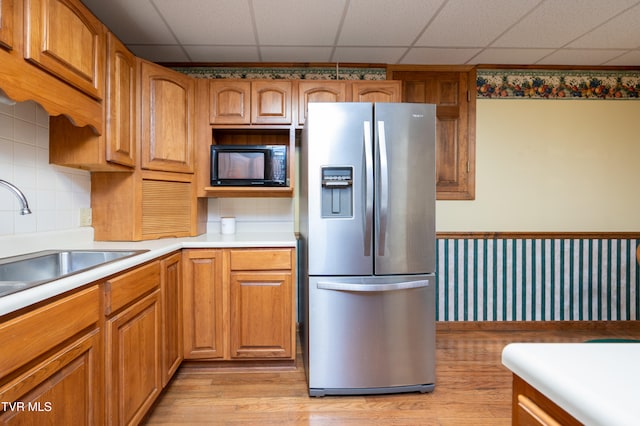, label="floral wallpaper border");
[477,69,640,100]
[173,66,387,80]
[174,66,640,100]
